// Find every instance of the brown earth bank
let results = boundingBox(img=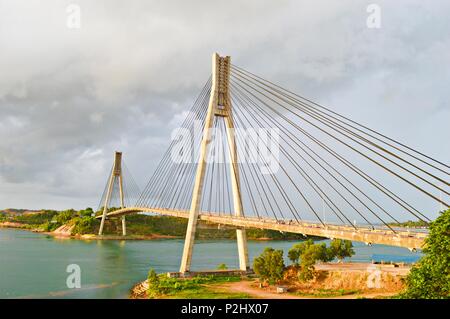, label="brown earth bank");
[0,221,42,232]
[280,263,408,298]
[130,262,410,299]
[0,222,28,228]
